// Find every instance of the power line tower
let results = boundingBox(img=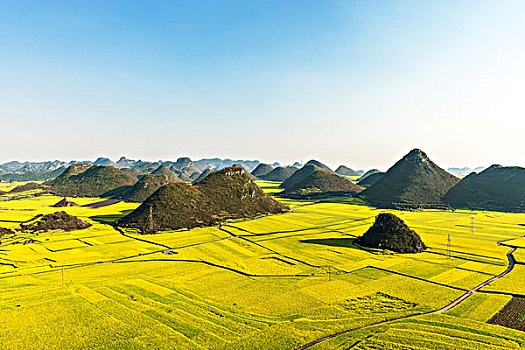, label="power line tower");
[447,232,452,260]
[149,206,154,232]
